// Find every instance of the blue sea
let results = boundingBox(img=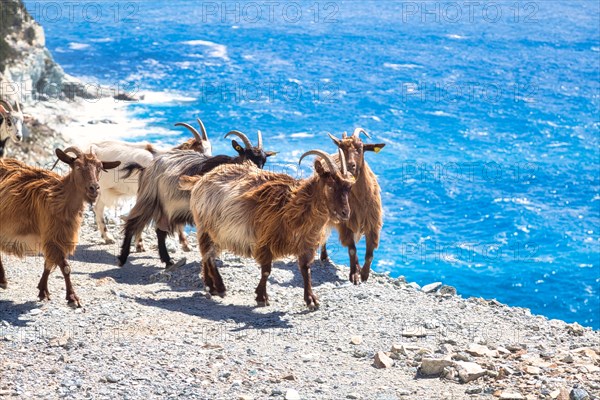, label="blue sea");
[24,1,599,327]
